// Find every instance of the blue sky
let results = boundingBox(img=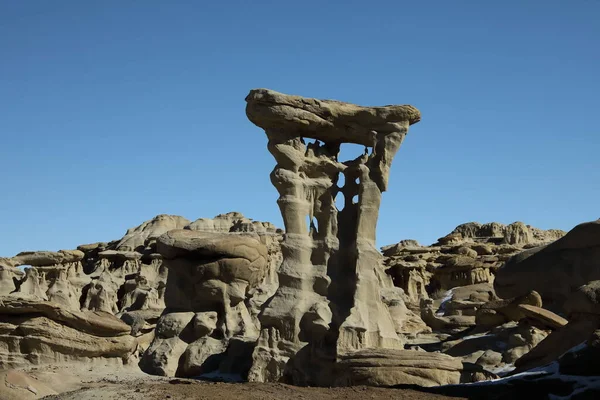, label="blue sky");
[1,0,599,256]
